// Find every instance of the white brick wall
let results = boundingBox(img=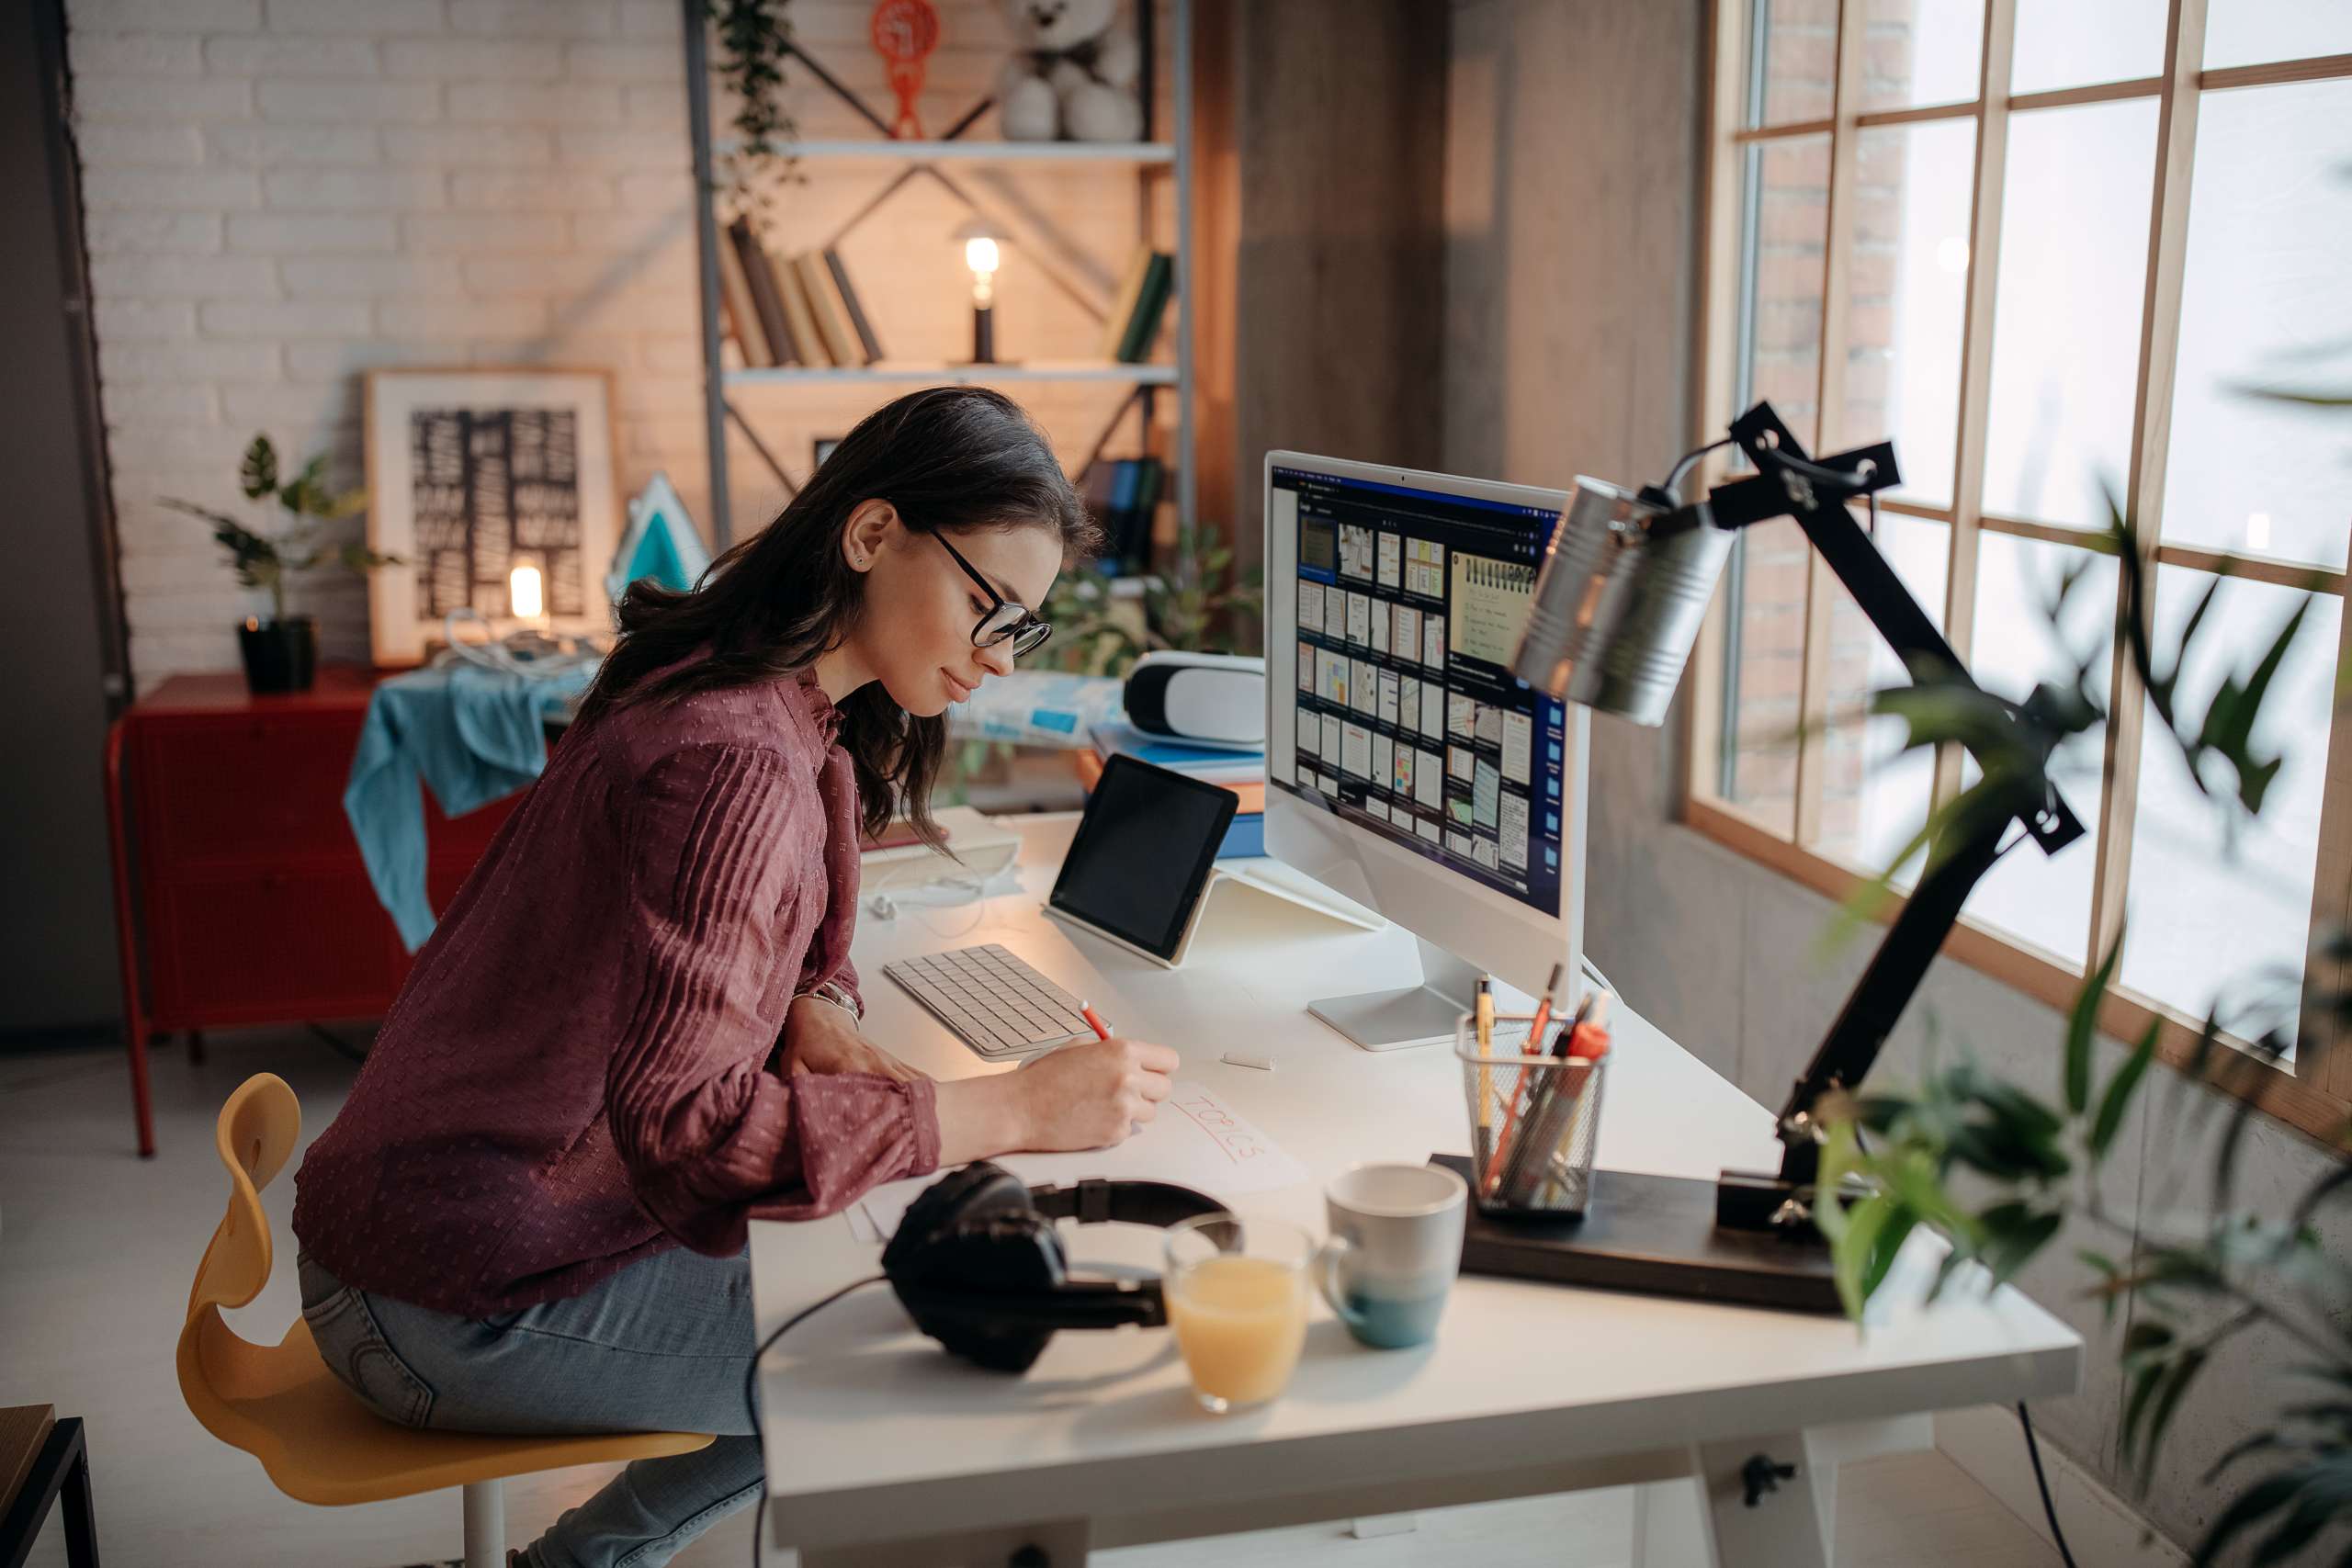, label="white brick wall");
[71,0,1175,691]
[68,0,704,690]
